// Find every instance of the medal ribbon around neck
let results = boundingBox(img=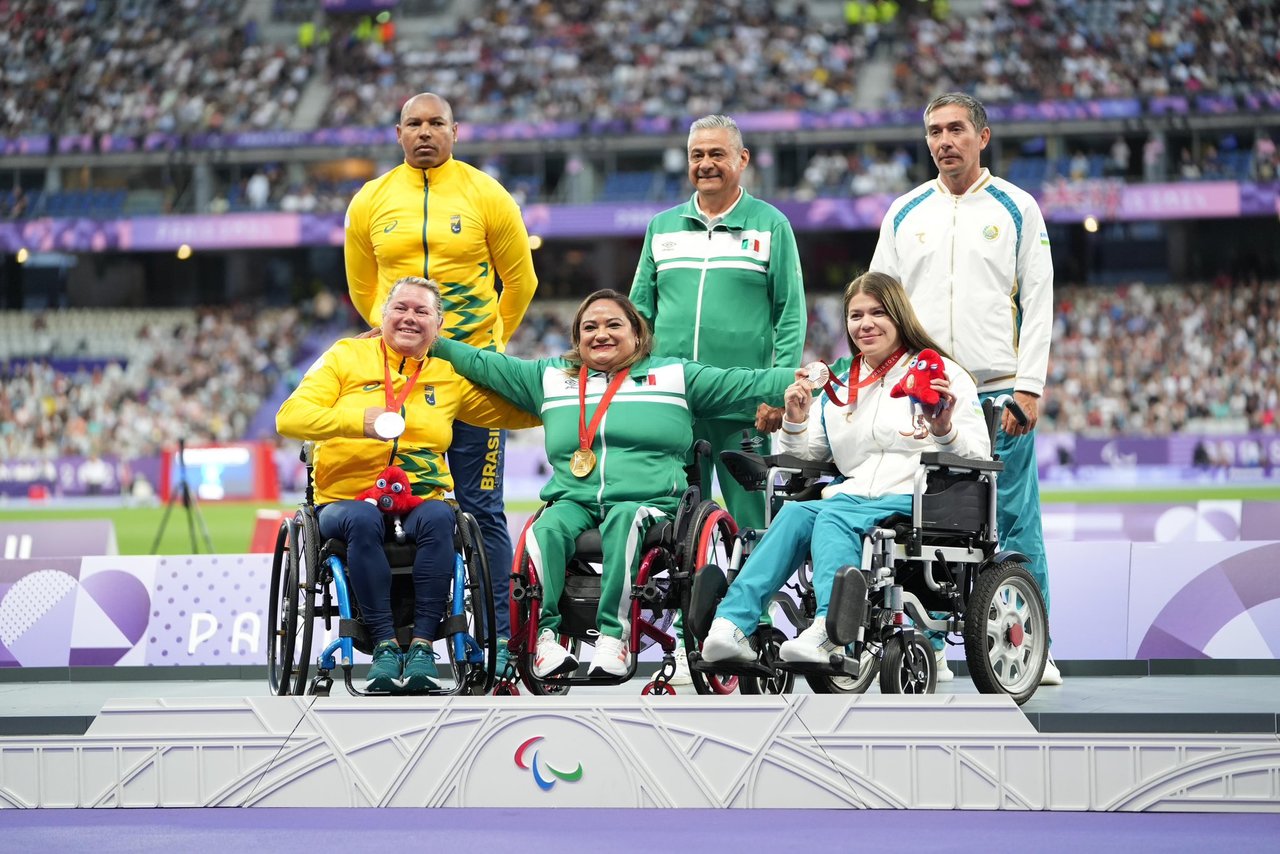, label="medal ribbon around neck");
[381,340,425,419]
[575,365,631,474]
[845,346,909,410]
